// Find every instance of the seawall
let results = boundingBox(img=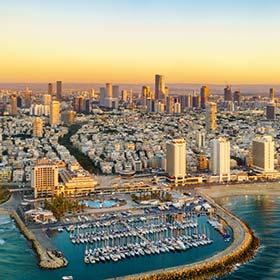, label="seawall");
[3,209,68,269]
[125,192,259,280]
